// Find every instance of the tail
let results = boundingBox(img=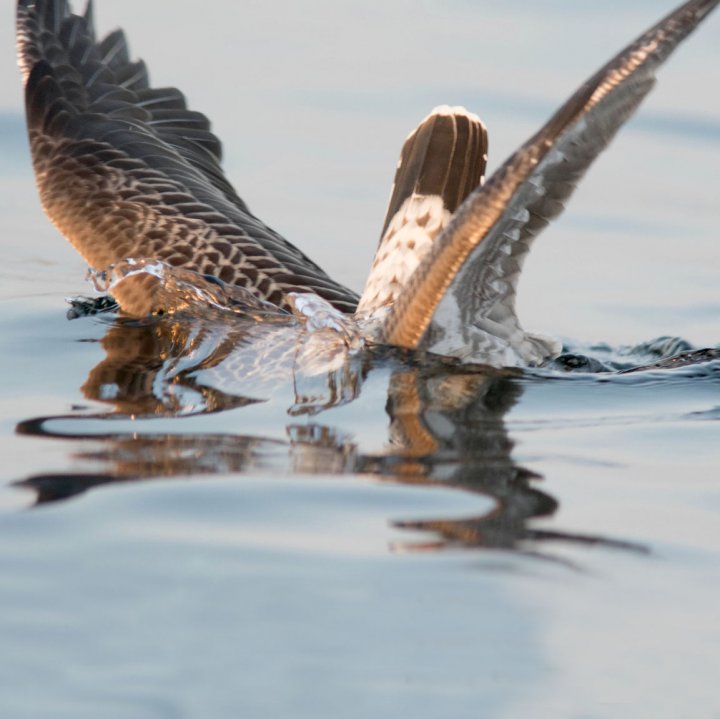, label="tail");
[356,106,487,316]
